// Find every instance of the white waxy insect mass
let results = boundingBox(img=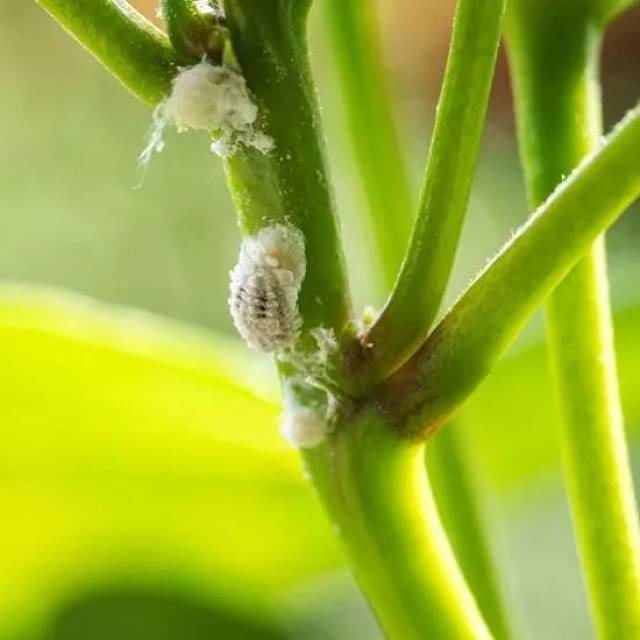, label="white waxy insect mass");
[281,404,327,449]
[280,380,331,449]
[140,61,274,167]
[229,224,306,352]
